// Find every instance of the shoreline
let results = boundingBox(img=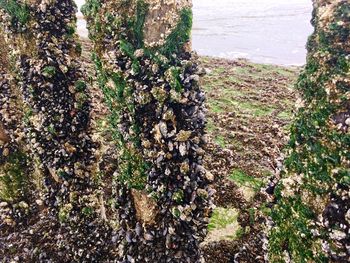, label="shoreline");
[78,36,304,68]
[75,0,312,66]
